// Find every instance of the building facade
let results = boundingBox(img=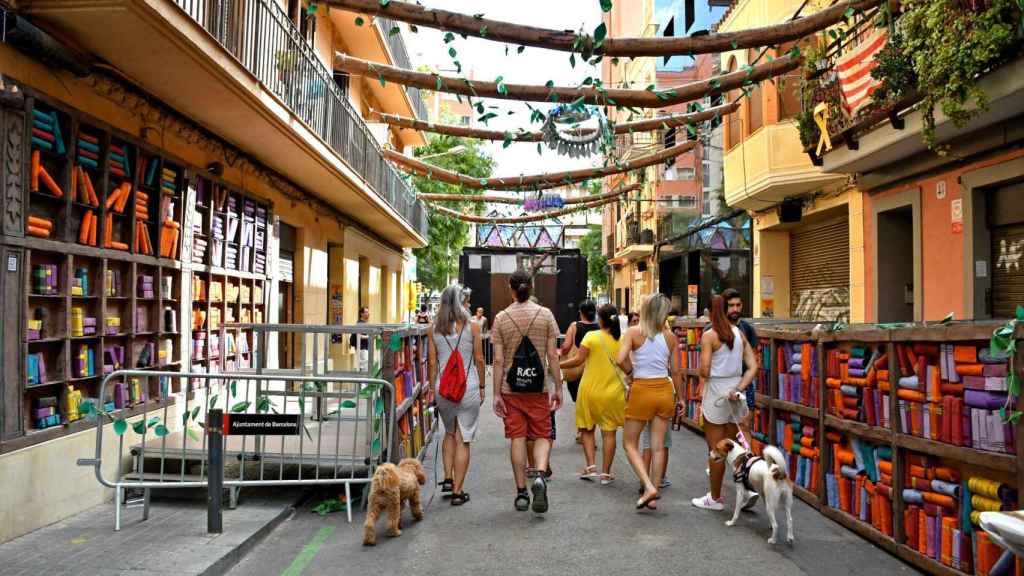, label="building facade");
[719,0,864,323]
[0,1,428,542]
